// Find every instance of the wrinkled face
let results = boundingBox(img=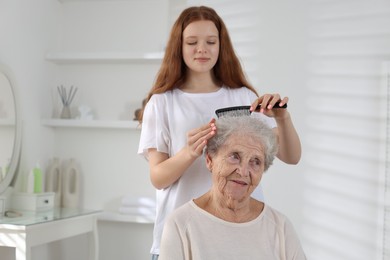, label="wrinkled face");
[206,134,265,202]
[182,20,220,74]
